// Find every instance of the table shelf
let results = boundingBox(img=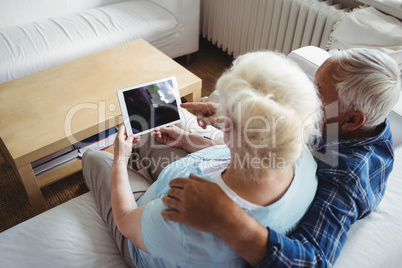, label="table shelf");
[36,147,114,188]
